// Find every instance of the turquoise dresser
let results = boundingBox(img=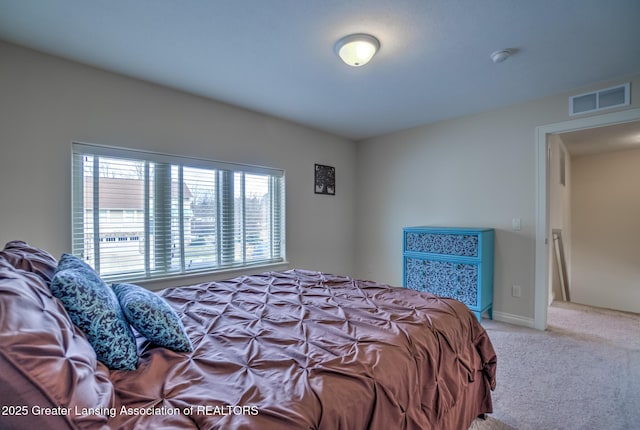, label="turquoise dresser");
[403,227,494,321]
